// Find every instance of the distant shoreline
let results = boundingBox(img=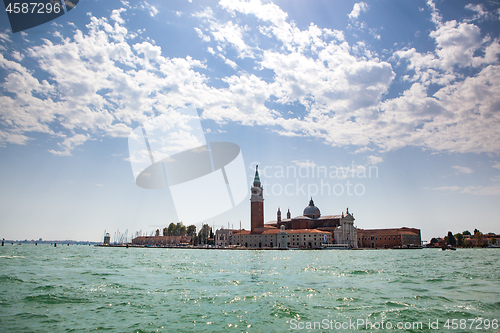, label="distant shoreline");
[1,240,100,245]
